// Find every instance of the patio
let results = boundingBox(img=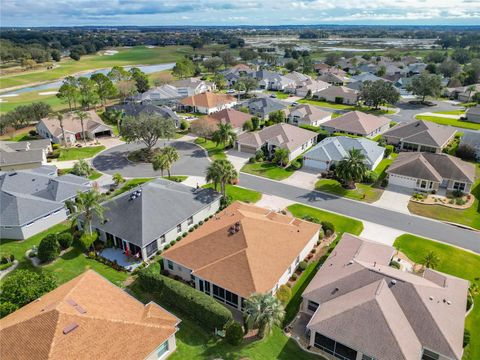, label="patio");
[99,248,143,272]
[287,312,332,359]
